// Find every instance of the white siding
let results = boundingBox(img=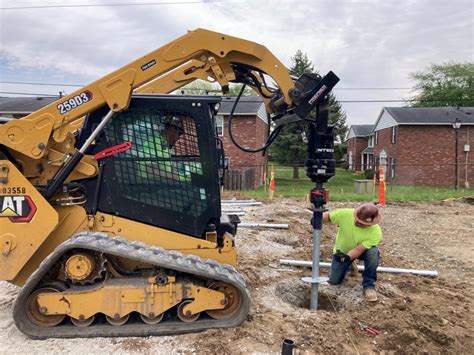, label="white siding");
[347,127,357,139]
[374,109,398,131]
[256,103,268,124]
